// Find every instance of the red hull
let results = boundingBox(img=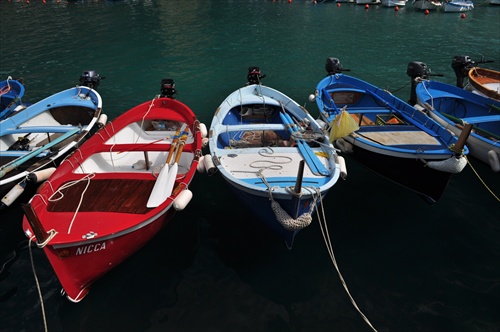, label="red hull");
[43,208,174,302]
[22,96,203,302]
